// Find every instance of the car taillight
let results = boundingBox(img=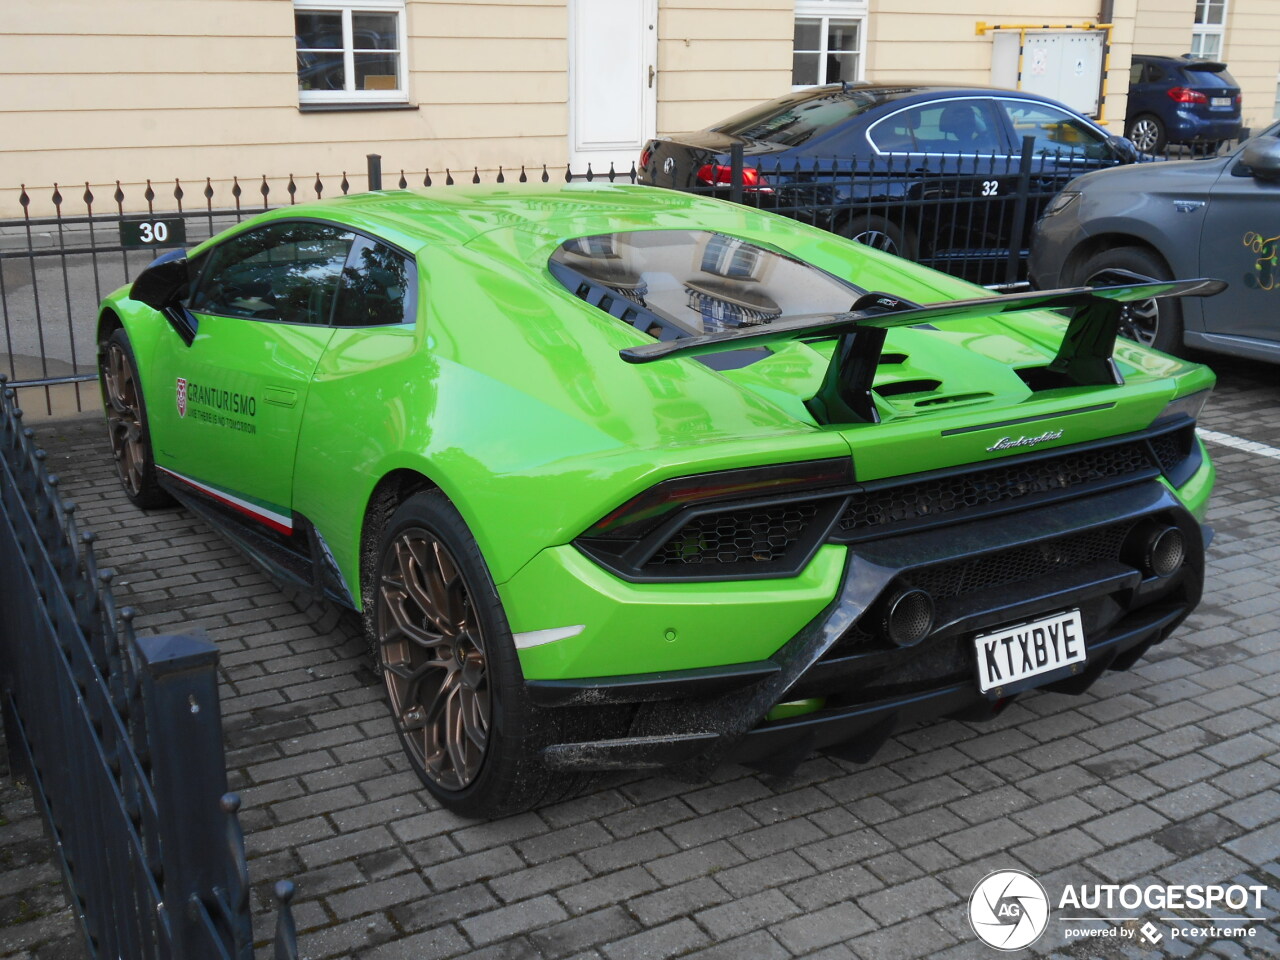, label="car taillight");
[695,163,771,192]
[639,146,652,169]
[1167,86,1209,104]
[575,460,854,582]
[584,459,853,541]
